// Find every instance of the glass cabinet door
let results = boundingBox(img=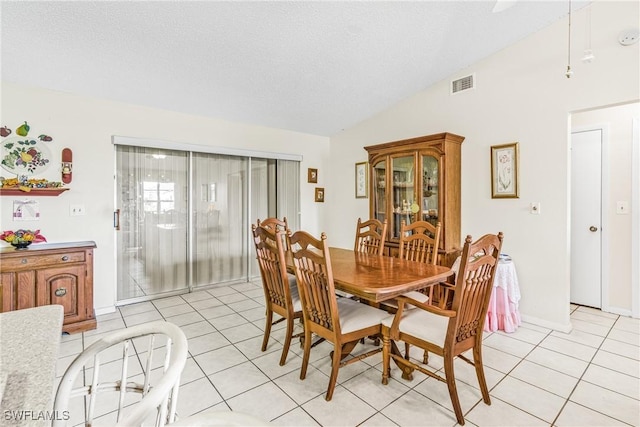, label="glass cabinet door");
[421,154,439,228]
[391,155,417,239]
[372,160,387,226]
